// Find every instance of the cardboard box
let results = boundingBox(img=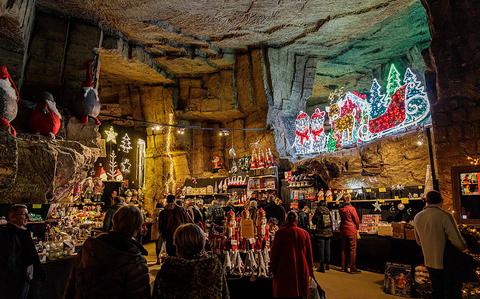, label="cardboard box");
[392,222,406,239]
